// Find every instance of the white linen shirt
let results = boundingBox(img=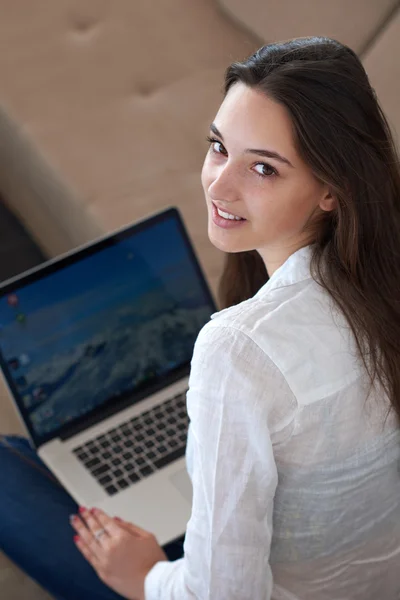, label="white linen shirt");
[145,245,400,599]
